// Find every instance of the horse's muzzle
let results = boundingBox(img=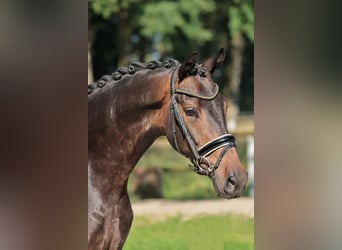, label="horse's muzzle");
[222,171,248,198]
